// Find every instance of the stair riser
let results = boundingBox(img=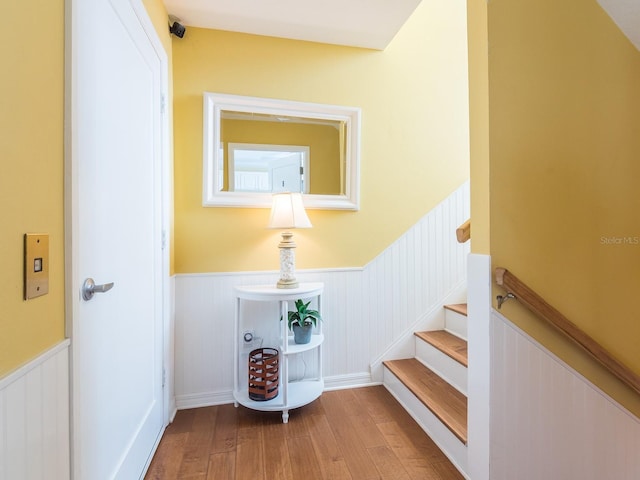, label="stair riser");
[384,366,469,478]
[415,339,467,396]
[445,309,467,340]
